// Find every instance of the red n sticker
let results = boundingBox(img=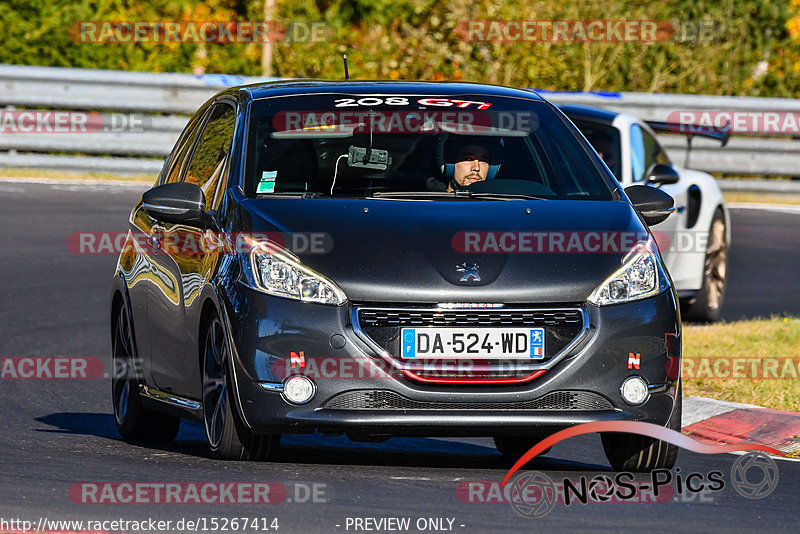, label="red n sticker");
[628,352,641,370]
[290,351,305,368]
